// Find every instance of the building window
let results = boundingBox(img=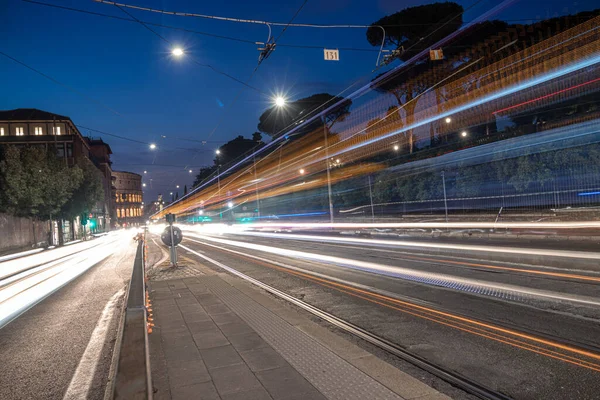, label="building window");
[0,127,4,136]
[117,209,121,218]
[53,126,61,135]
[56,144,65,158]
[34,126,43,135]
[16,127,24,136]
[66,143,73,157]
